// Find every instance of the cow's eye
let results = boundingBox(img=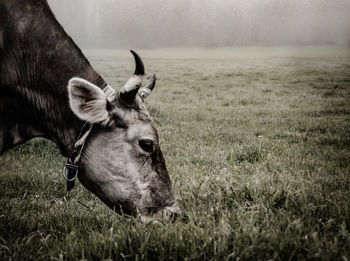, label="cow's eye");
[139,139,154,153]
